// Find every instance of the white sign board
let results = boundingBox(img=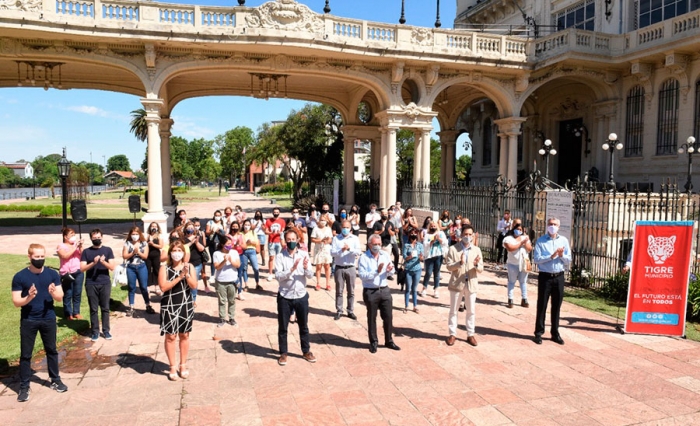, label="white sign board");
[545,190,573,241]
